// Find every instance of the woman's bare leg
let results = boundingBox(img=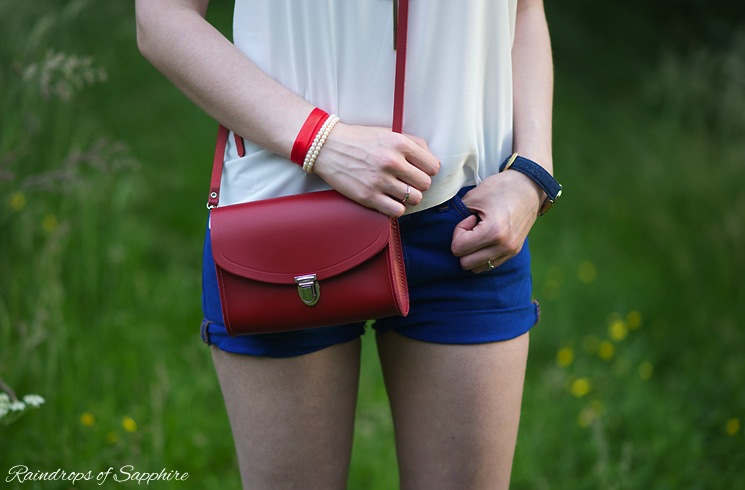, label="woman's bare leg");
[211,339,361,490]
[377,331,529,490]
